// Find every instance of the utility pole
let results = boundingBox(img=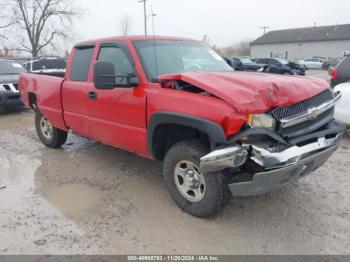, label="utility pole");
[138,0,147,36]
[260,26,270,35]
